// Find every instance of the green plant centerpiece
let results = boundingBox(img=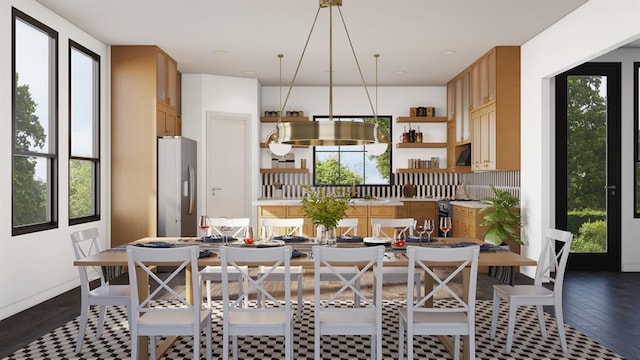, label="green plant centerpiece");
[478,185,523,246]
[300,185,352,230]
